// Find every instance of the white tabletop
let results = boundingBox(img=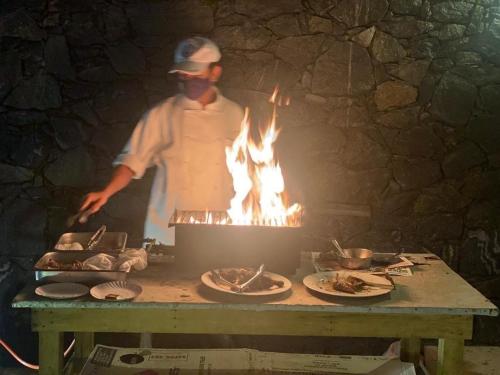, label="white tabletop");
[12,253,499,316]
